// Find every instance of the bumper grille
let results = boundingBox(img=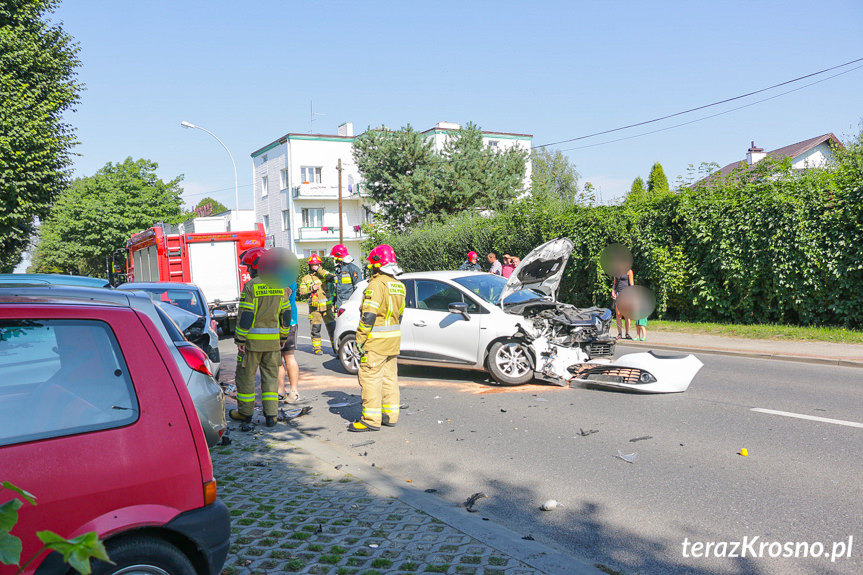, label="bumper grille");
[587,342,614,358]
[585,367,642,384]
